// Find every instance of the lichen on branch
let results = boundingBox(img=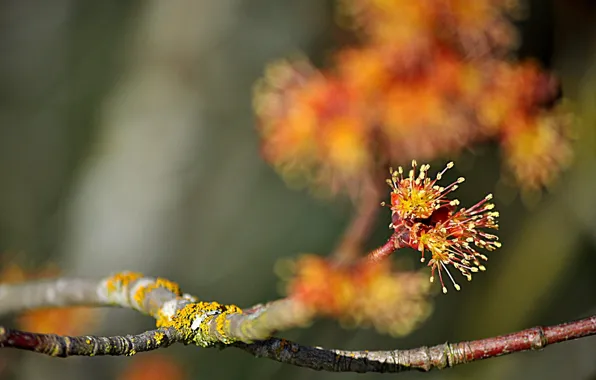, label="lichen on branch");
[1,276,595,374]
